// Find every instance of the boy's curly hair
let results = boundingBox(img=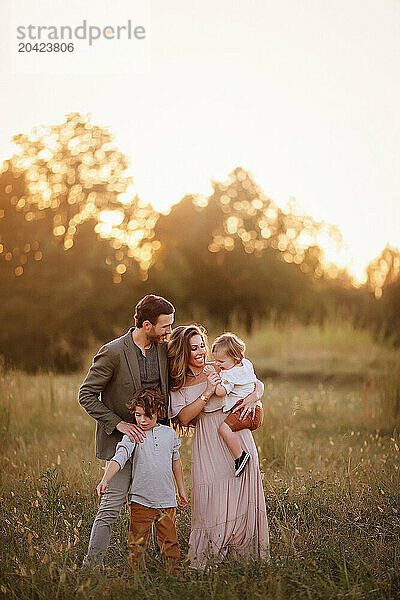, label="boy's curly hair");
[126,386,166,420]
